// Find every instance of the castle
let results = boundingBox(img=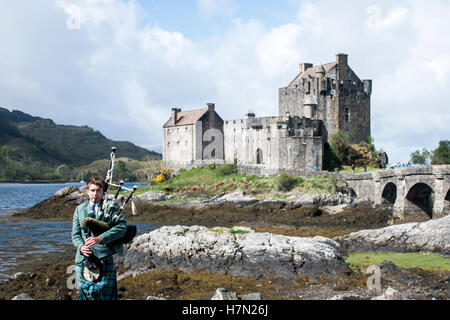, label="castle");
[162,53,372,172]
